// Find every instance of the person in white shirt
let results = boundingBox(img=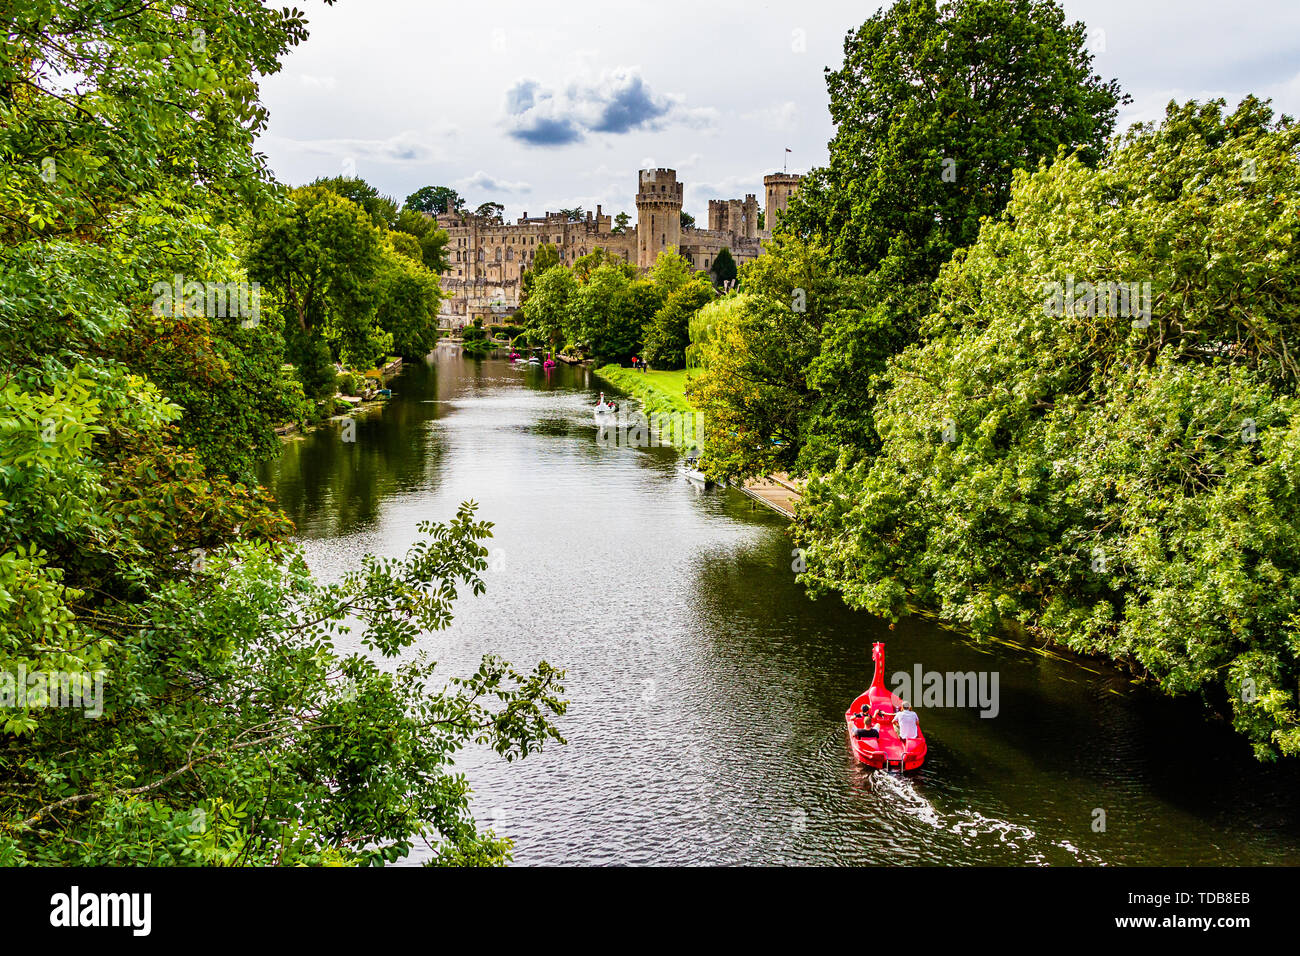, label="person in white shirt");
[893,701,920,753]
